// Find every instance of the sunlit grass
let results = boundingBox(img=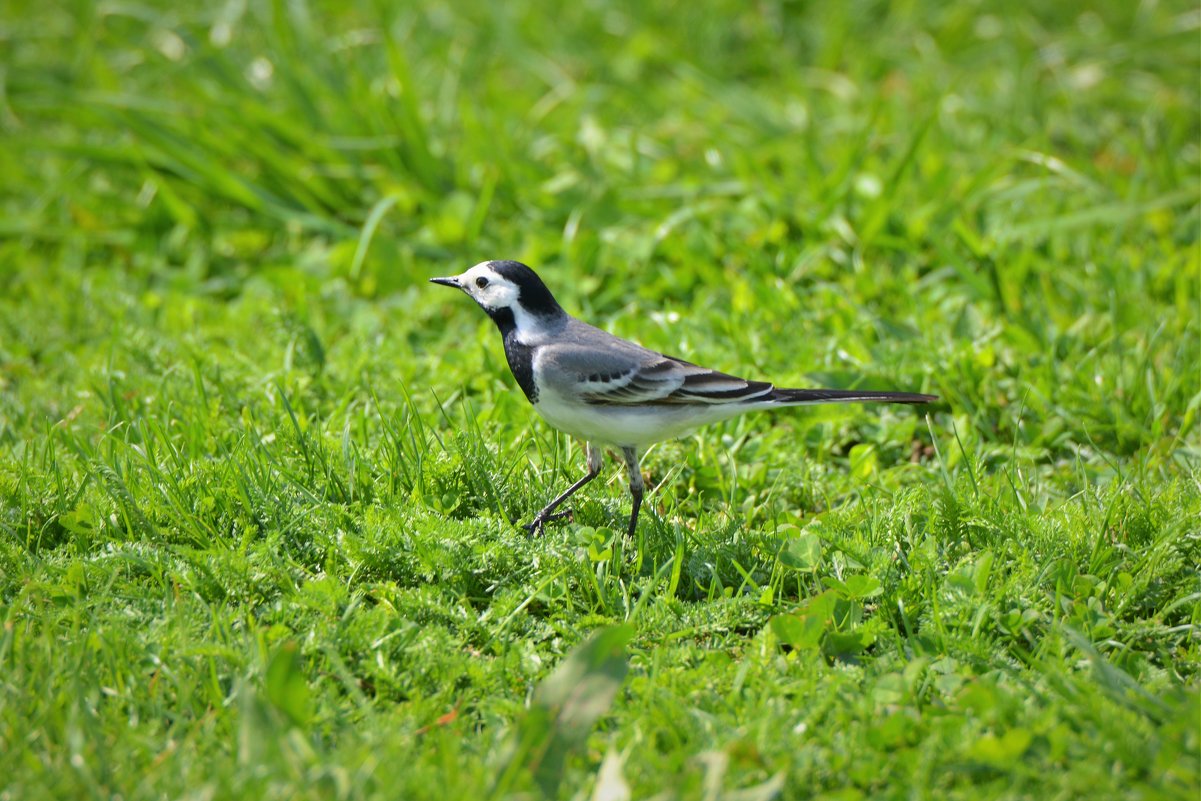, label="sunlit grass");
[1,0,1198,798]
